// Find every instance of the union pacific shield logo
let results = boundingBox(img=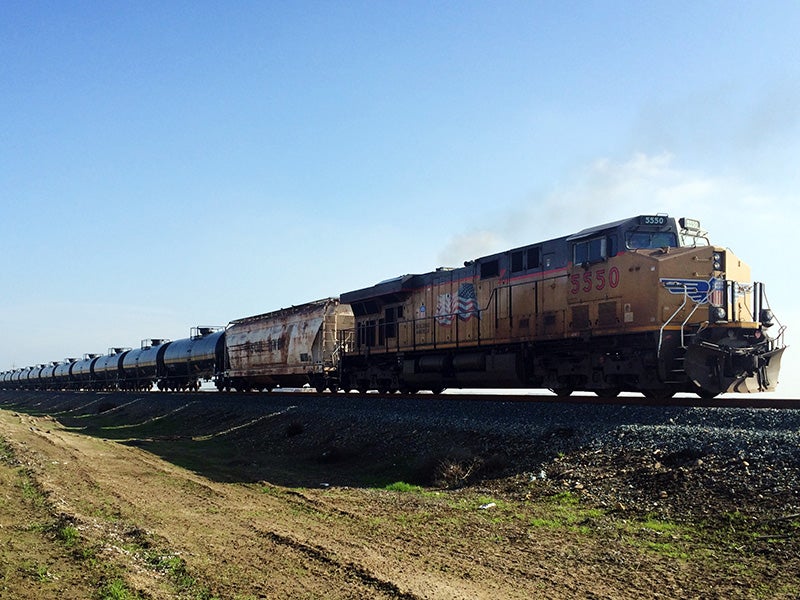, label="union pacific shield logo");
[660,277,720,304]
